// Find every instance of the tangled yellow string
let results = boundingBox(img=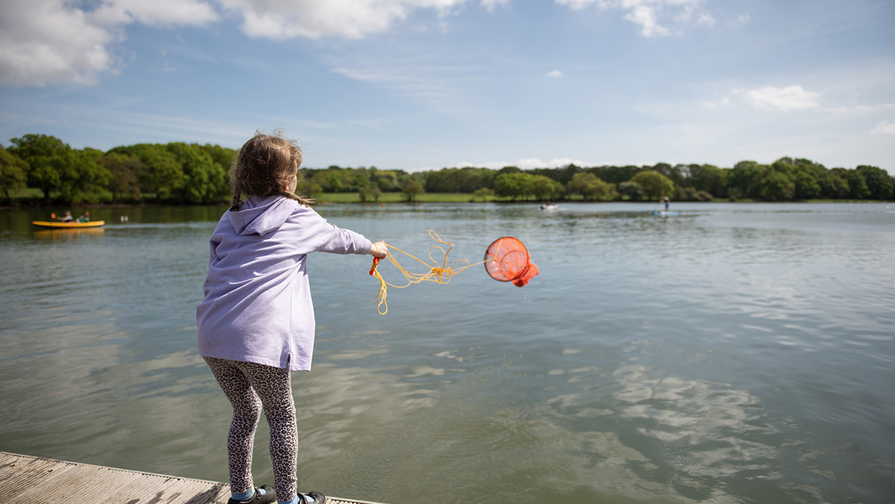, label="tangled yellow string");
[370,230,485,315]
